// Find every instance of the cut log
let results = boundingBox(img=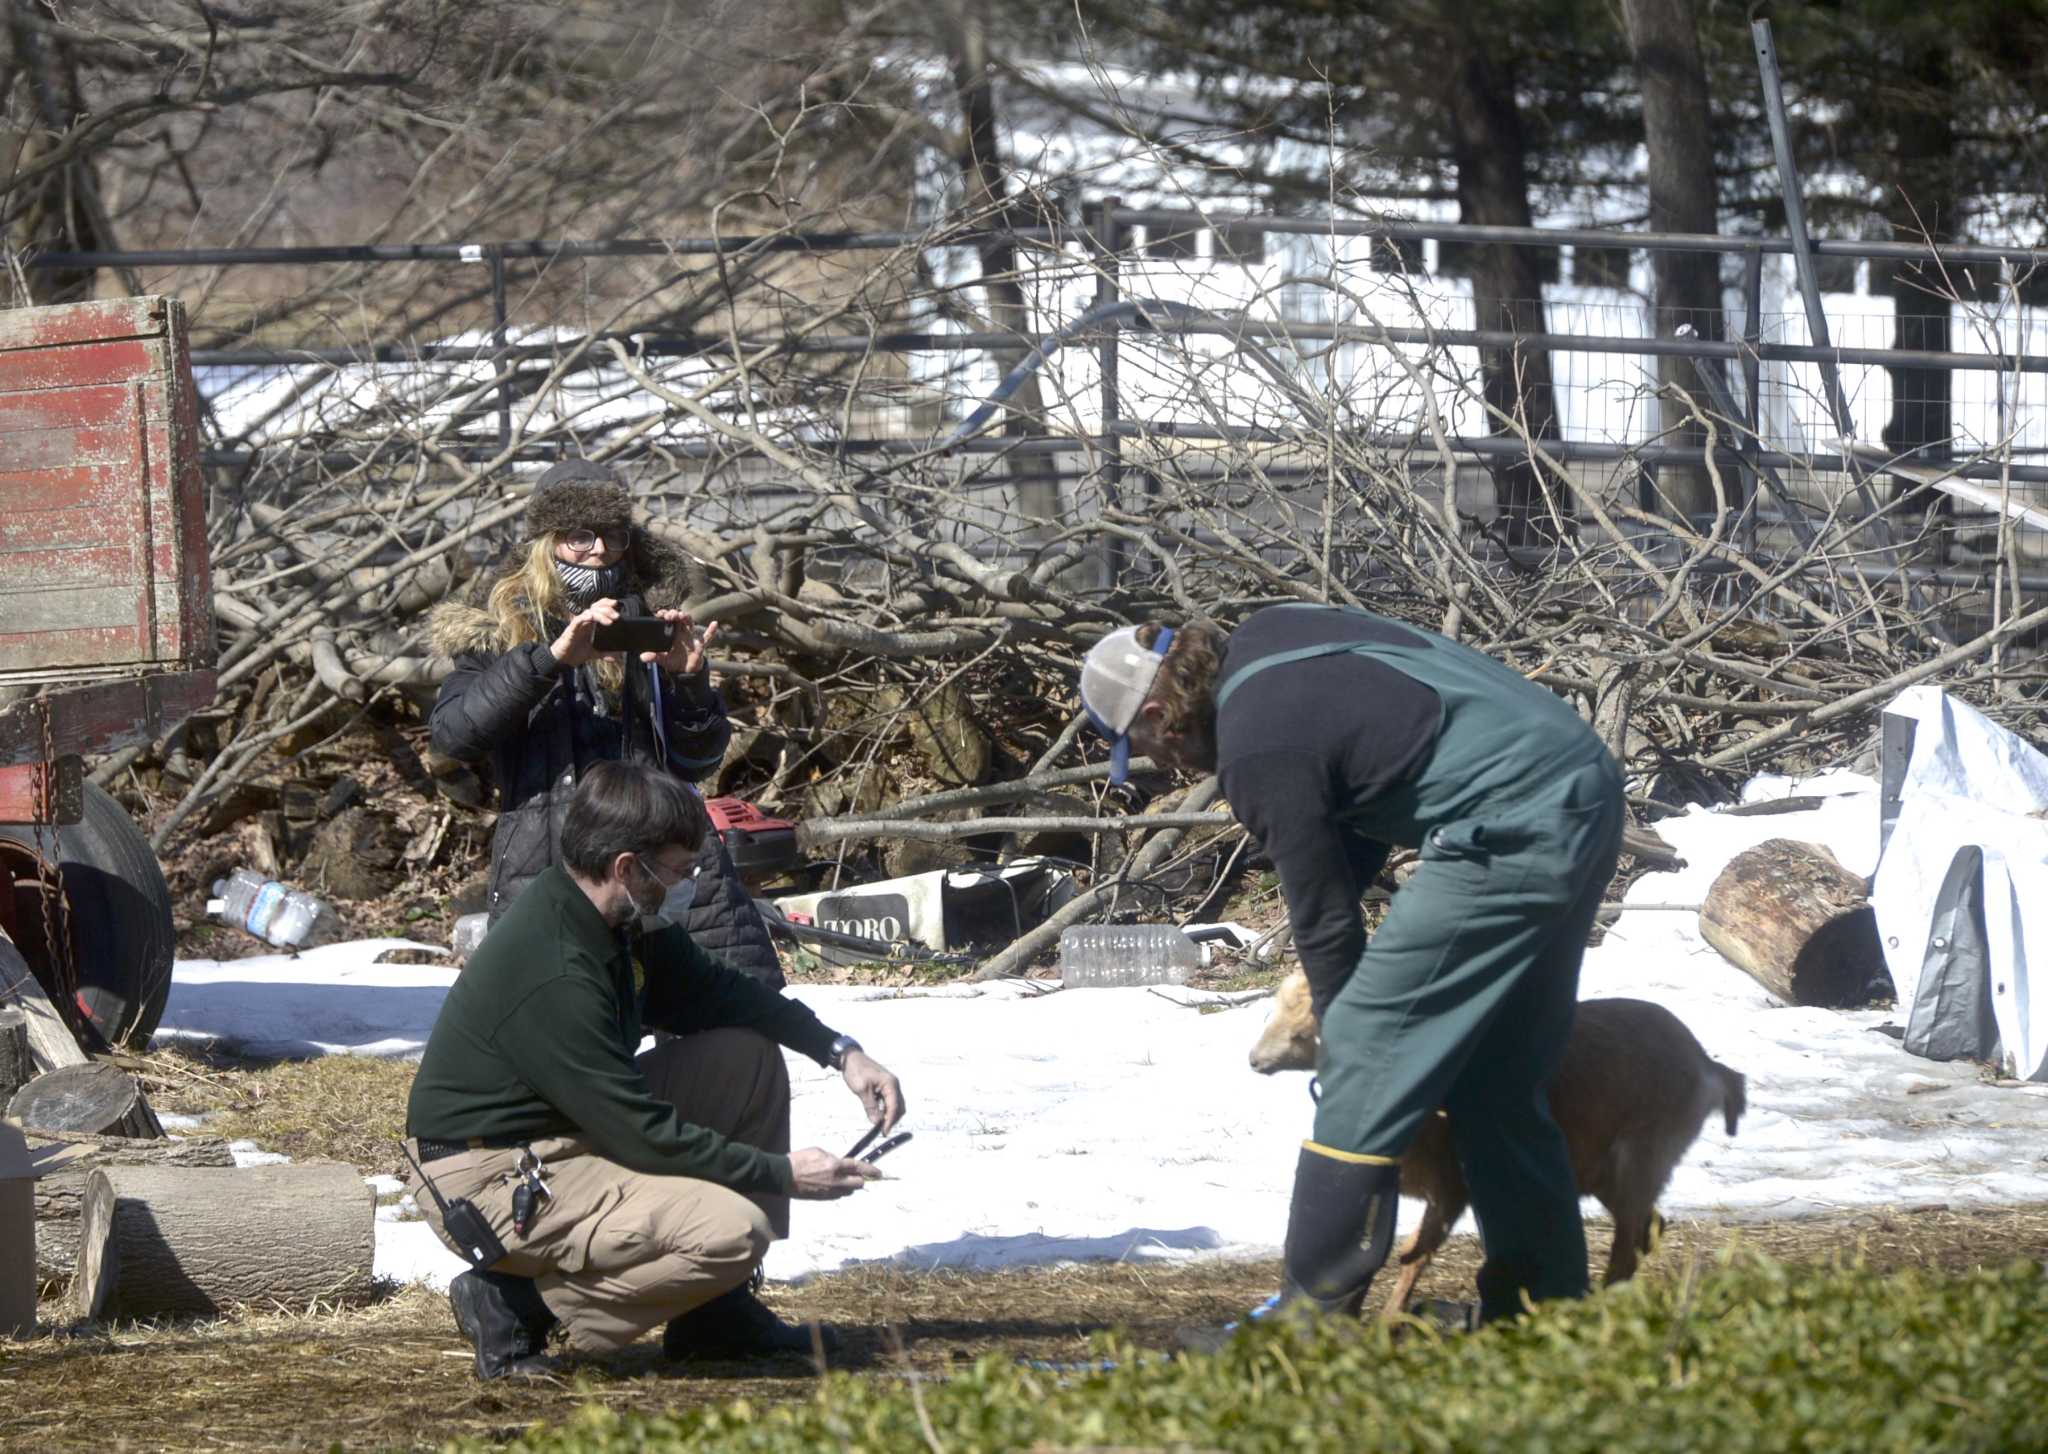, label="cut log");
[0,927,89,1072]
[71,1163,375,1321]
[0,1005,31,1102]
[27,1130,235,1292]
[8,1062,164,1139]
[1698,837,1890,1008]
